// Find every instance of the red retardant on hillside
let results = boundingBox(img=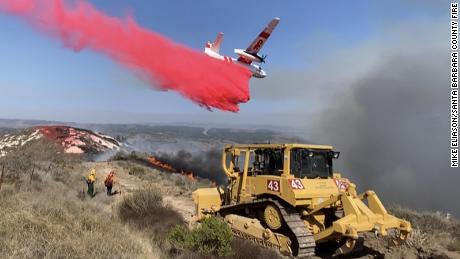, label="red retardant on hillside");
[38,126,120,154]
[0,0,252,111]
